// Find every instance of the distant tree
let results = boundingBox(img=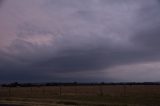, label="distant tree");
[9,82,20,87]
